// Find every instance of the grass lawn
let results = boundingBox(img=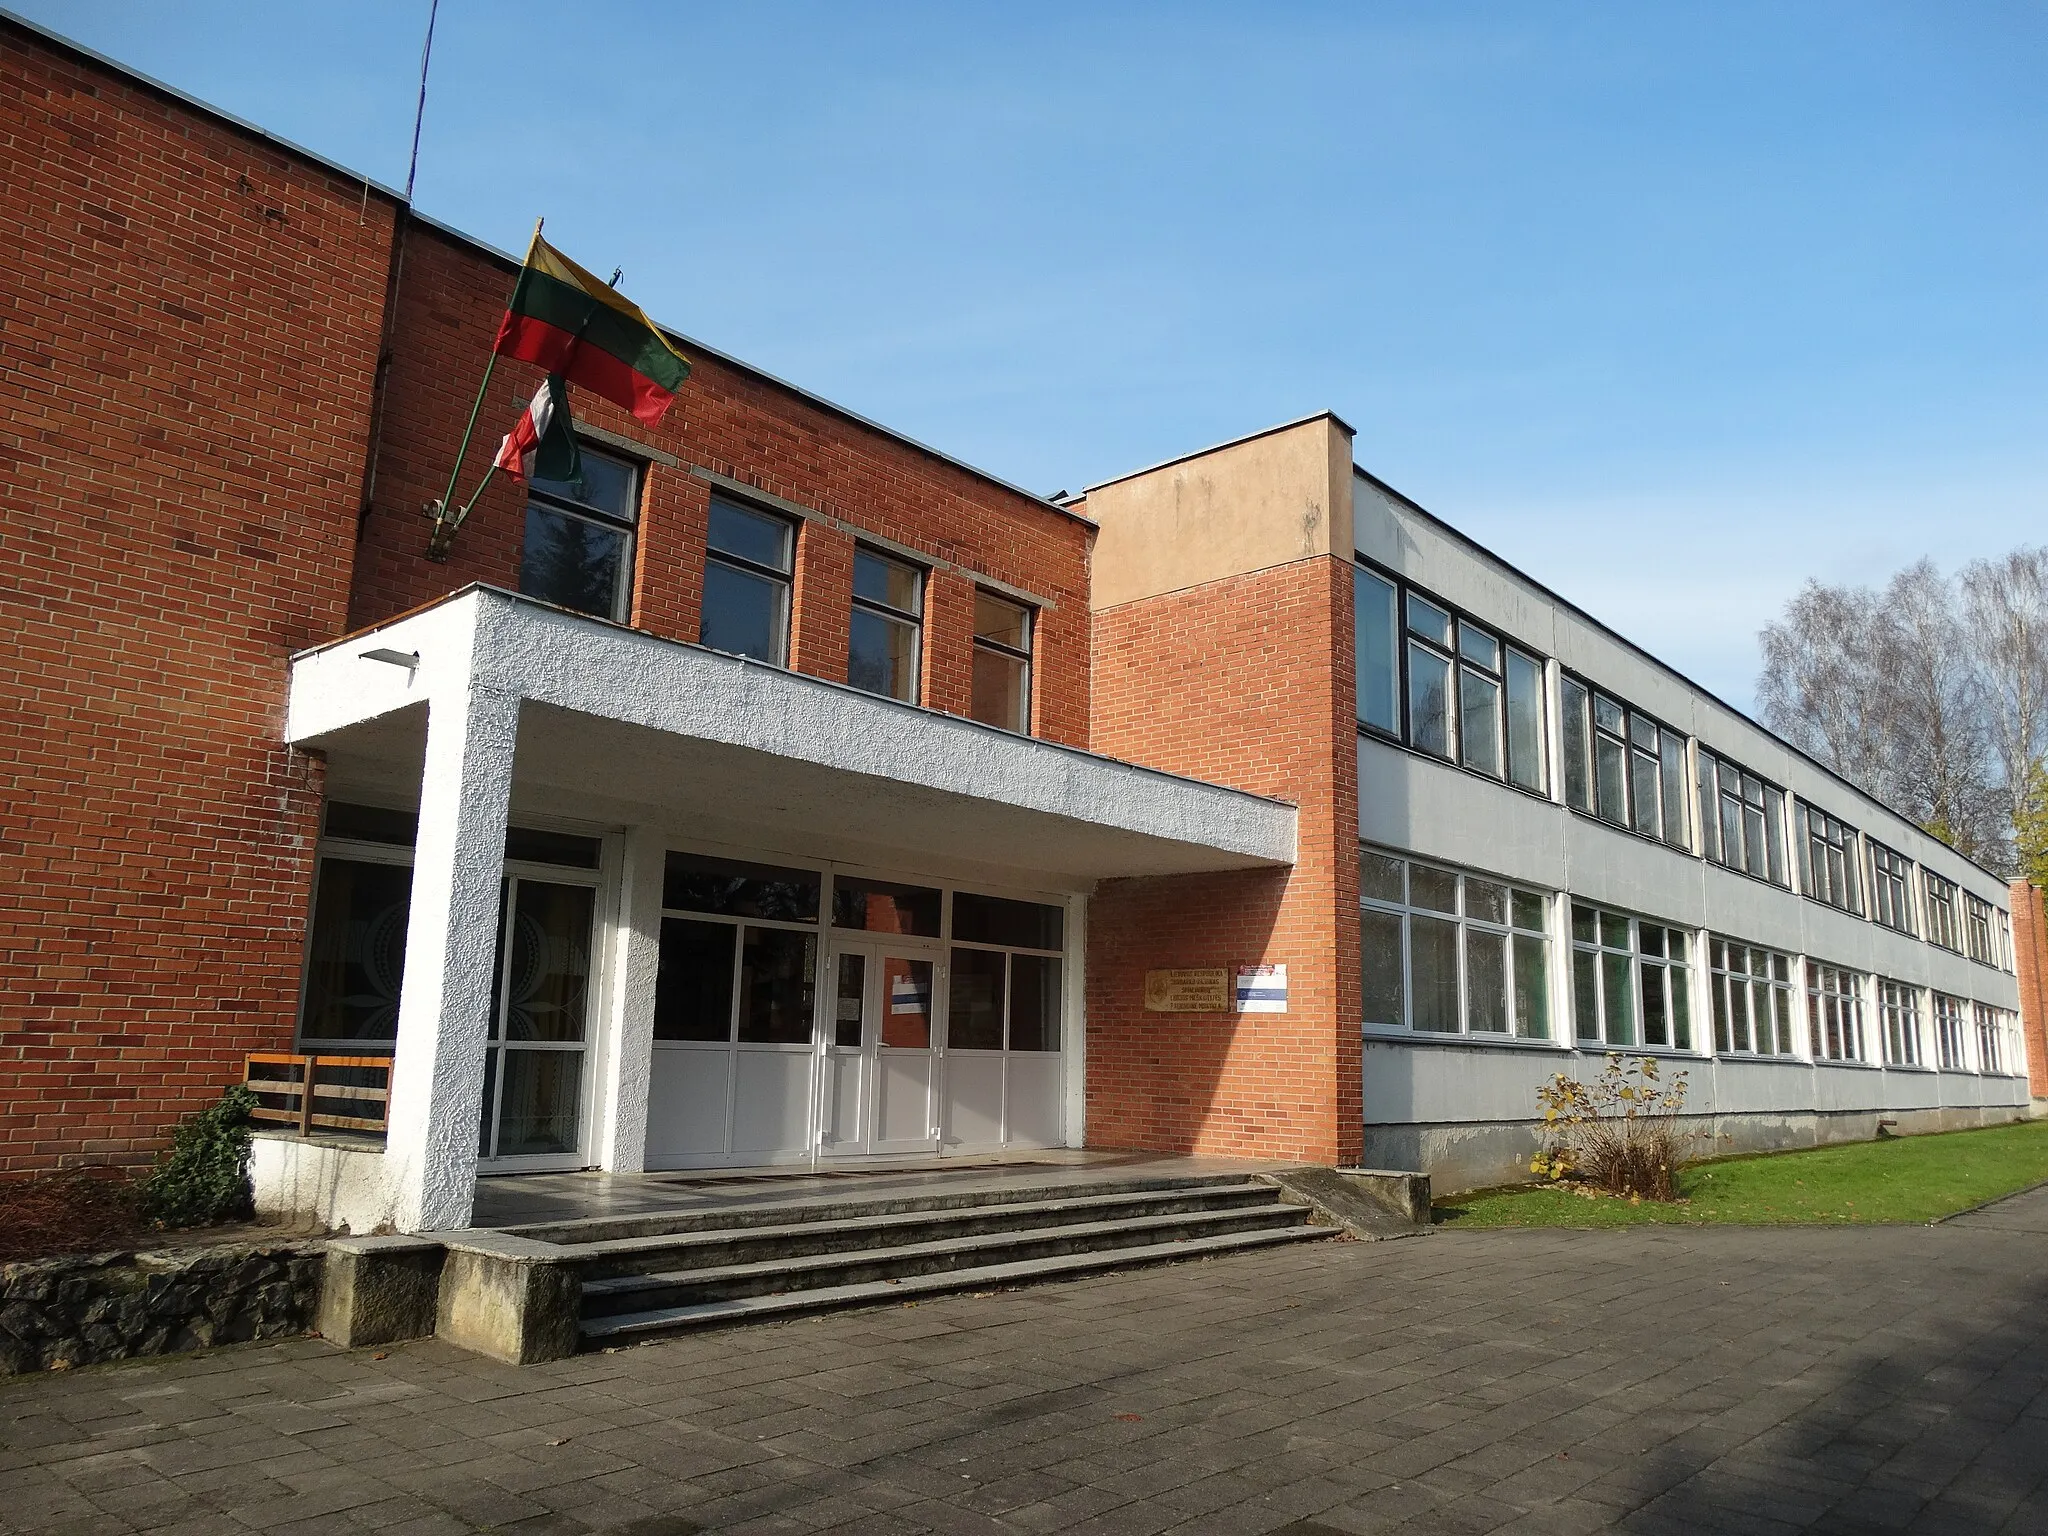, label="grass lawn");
[1435,1118,2048,1229]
